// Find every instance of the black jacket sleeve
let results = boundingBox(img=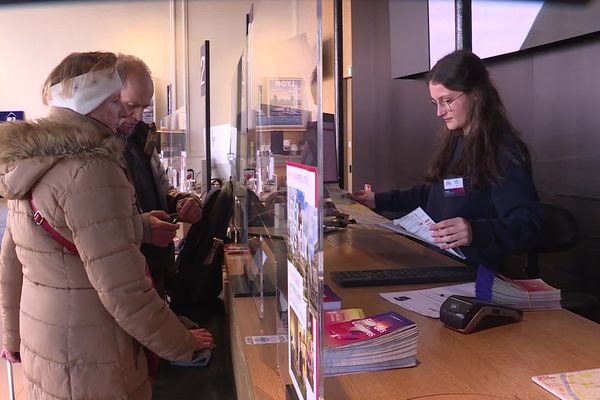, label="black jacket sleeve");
[374,185,431,213]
